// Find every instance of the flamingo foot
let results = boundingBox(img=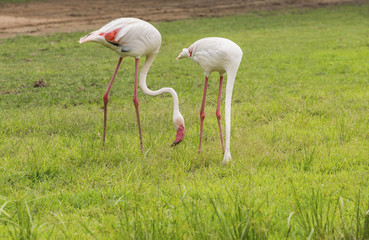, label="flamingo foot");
[171,125,185,147]
[222,152,232,165]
